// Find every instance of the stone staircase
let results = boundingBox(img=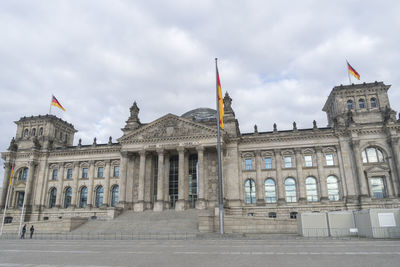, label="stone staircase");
[72,209,200,234]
